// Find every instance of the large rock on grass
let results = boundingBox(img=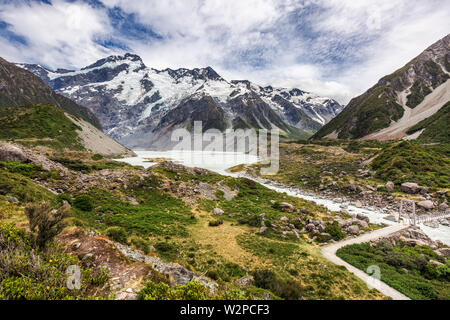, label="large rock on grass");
[212,208,224,215]
[385,181,395,192]
[279,202,294,212]
[401,182,419,194]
